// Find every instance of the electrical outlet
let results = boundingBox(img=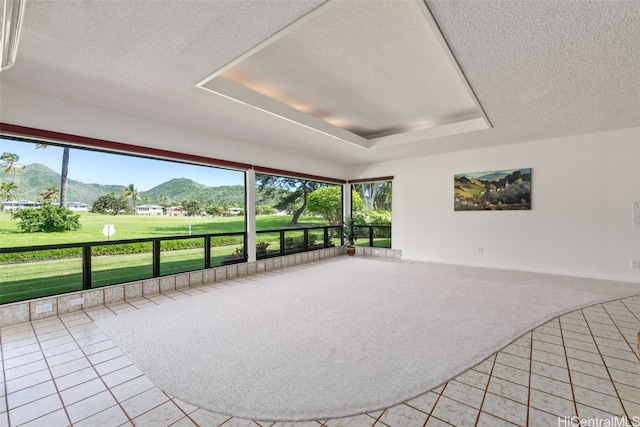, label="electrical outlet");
[35,303,53,314]
[70,297,85,306]
[478,246,484,254]
[631,260,640,269]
